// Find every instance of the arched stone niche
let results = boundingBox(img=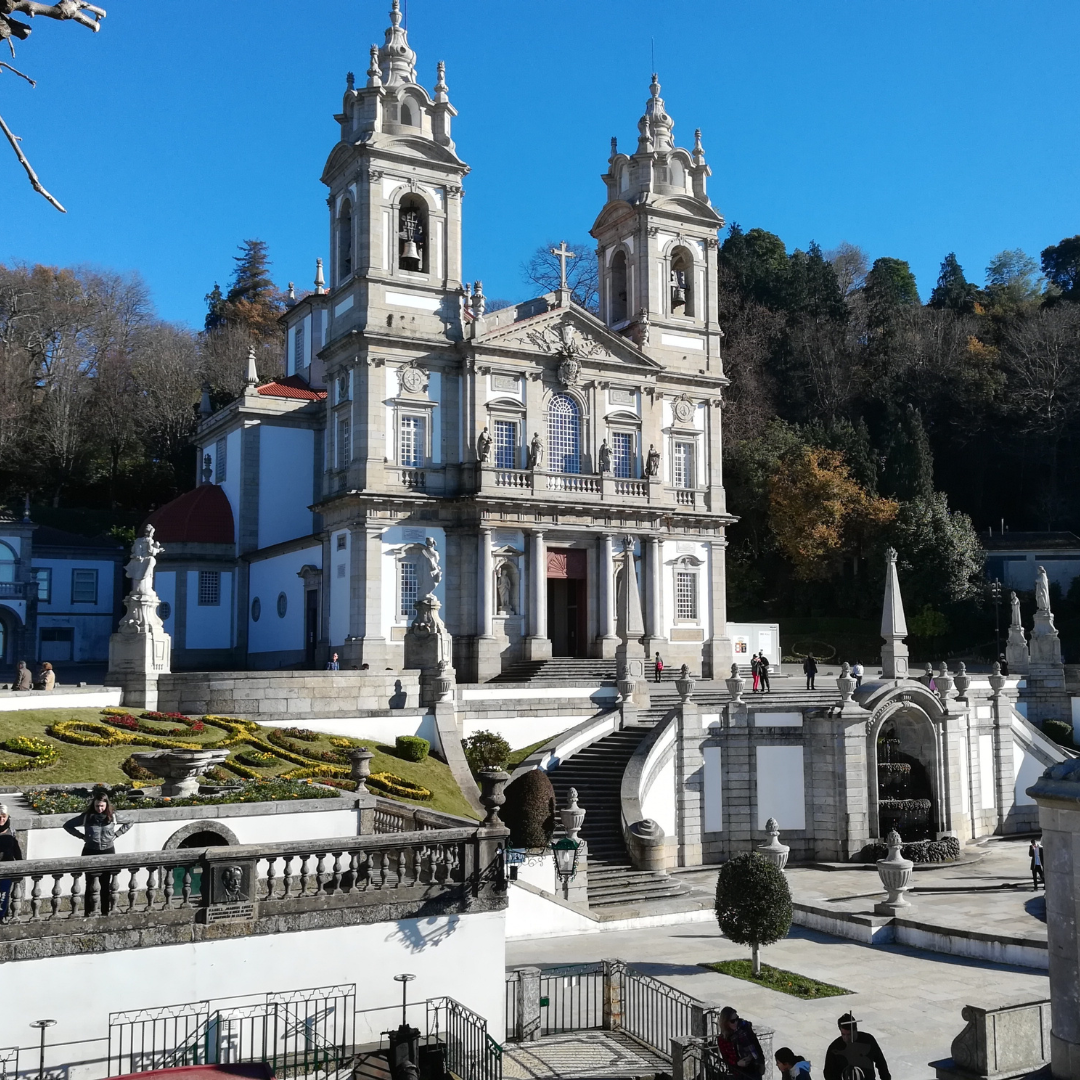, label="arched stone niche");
[163,821,239,850]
